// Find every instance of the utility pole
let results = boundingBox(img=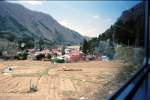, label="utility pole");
[112,26,116,47]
